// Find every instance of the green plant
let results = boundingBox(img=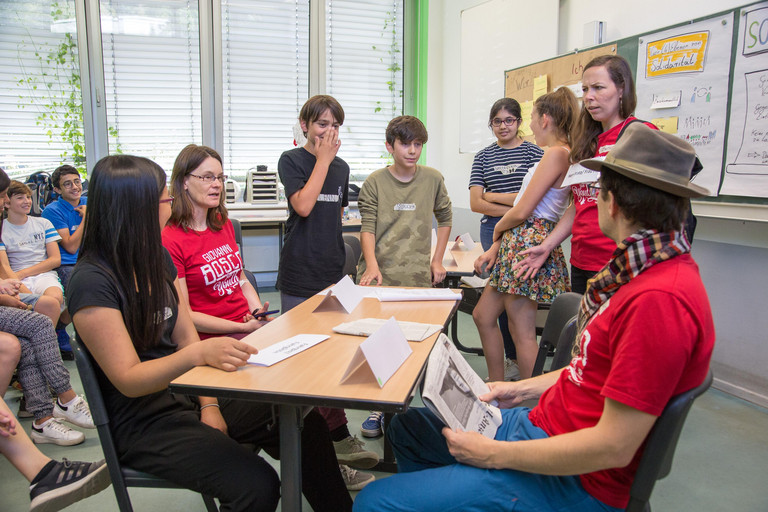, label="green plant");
[15,1,119,175]
[373,8,402,163]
